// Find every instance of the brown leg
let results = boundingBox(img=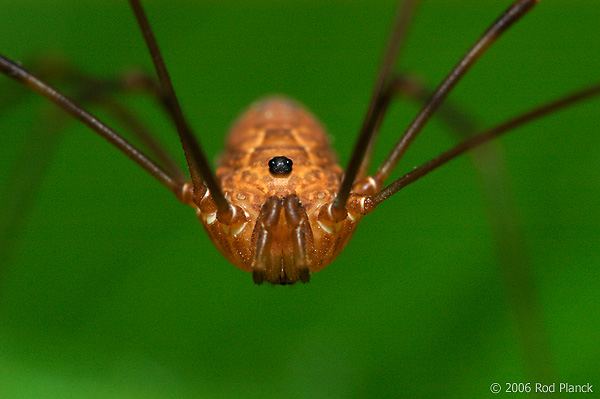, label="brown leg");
[386,72,569,384]
[0,58,185,267]
[0,55,180,195]
[128,0,229,214]
[352,71,480,195]
[2,56,186,181]
[332,0,419,215]
[372,0,540,188]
